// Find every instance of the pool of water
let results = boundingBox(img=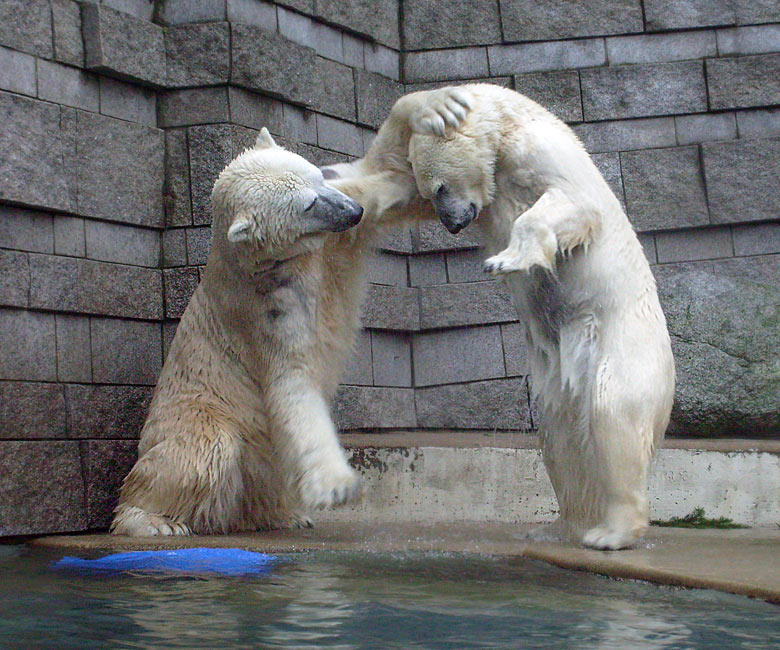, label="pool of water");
[1,544,778,649]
